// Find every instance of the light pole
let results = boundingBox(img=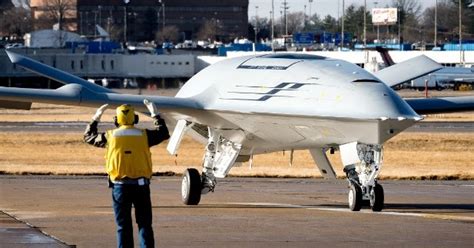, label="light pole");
[364,0,366,47]
[98,5,102,28]
[94,11,97,36]
[162,2,166,30]
[79,12,83,35]
[123,6,127,43]
[434,0,437,46]
[255,6,259,43]
[459,0,462,64]
[282,0,289,35]
[271,0,274,51]
[398,3,401,49]
[341,0,345,49]
[304,4,307,29]
[85,12,89,35]
[374,1,379,43]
